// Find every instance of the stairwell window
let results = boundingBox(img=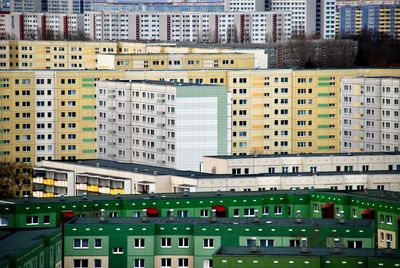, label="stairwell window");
[203,239,214,249]
[112,247,123,254]
[26,216,39,225]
